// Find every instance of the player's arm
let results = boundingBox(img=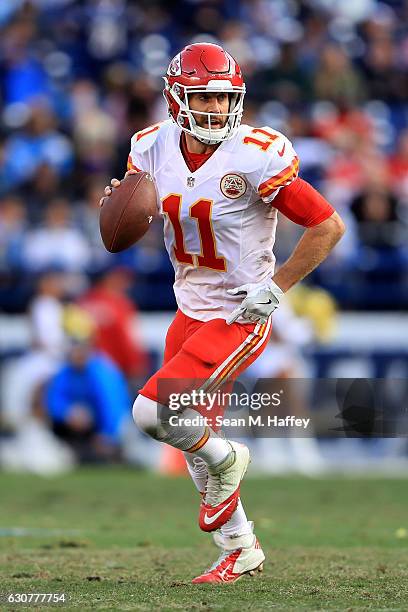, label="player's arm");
[273,210,344,290]
[227,138,344,325]
[271,178,345,292]
[227,181,344,324]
